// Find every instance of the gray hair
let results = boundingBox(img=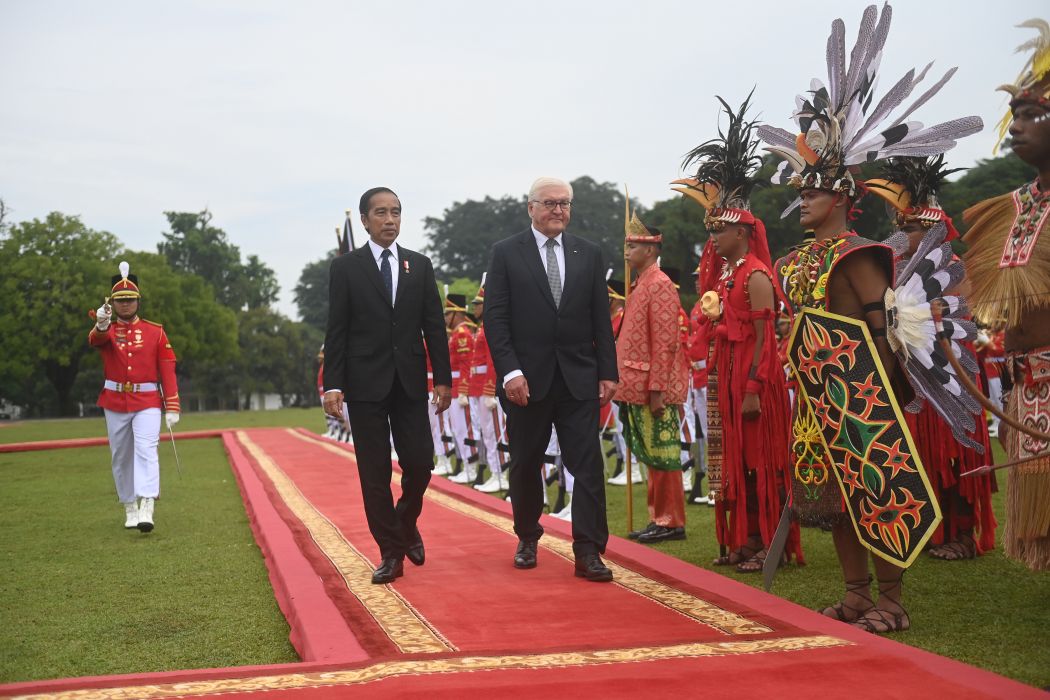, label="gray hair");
[528,177,573,201]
